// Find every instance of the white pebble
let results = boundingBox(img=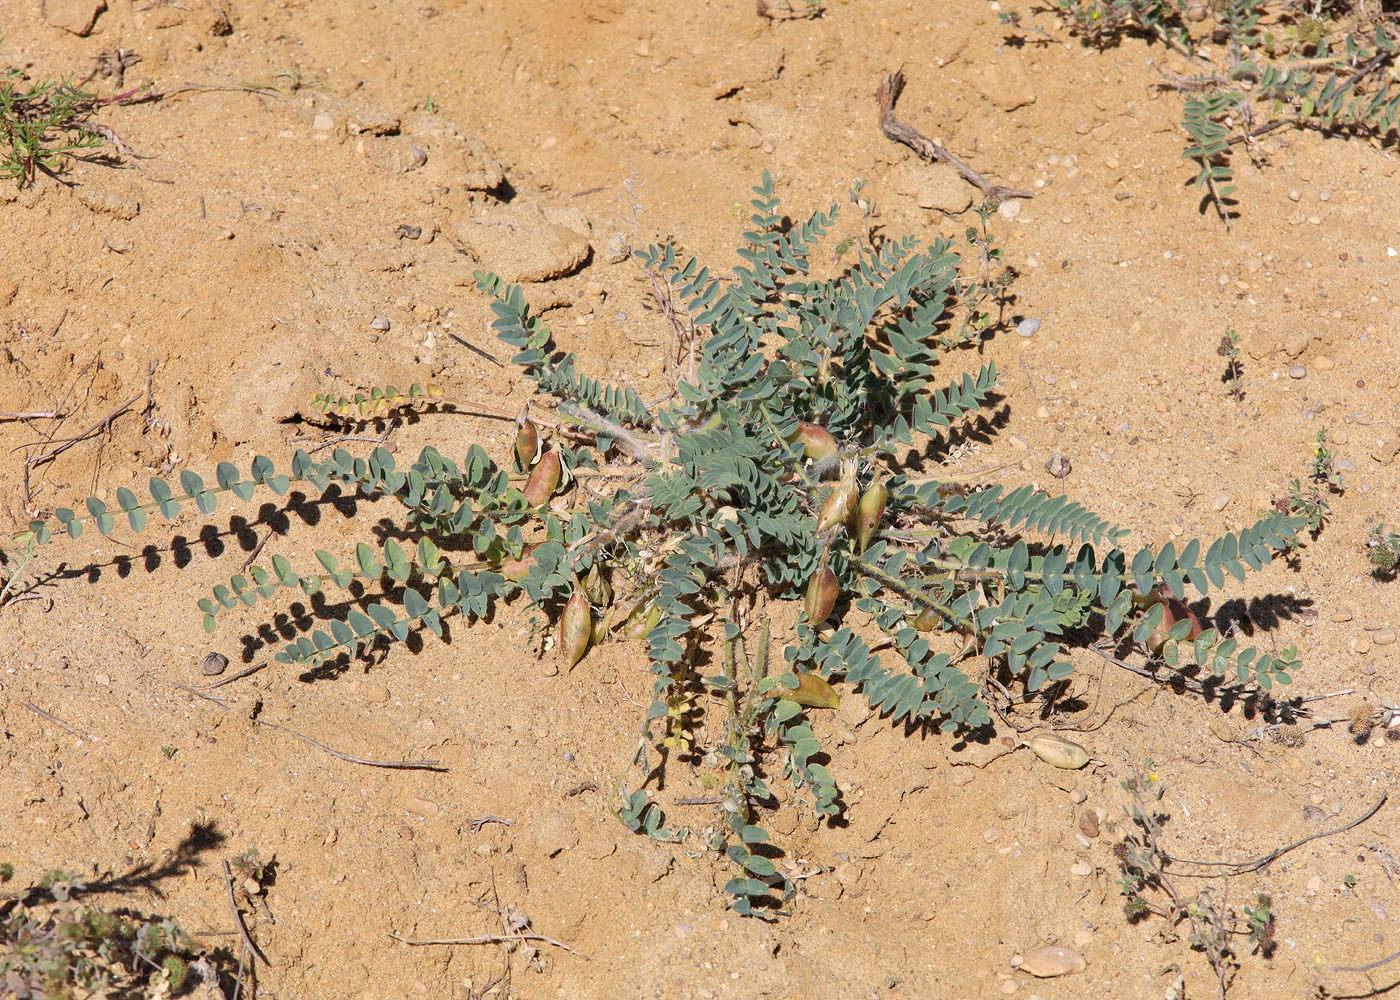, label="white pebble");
[370,316,391,331]
[1017,318,1041,338]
